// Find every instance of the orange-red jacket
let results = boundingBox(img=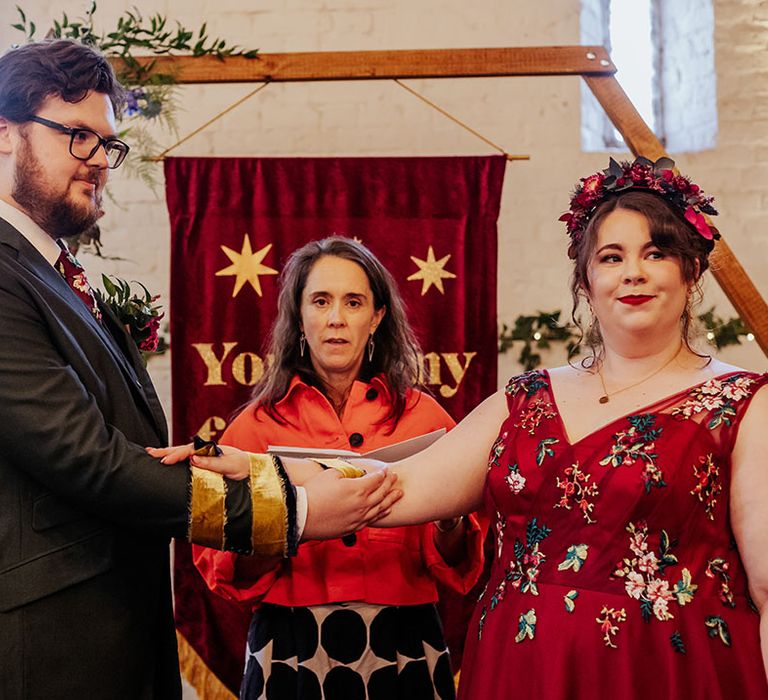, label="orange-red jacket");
[193,375,484,608]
